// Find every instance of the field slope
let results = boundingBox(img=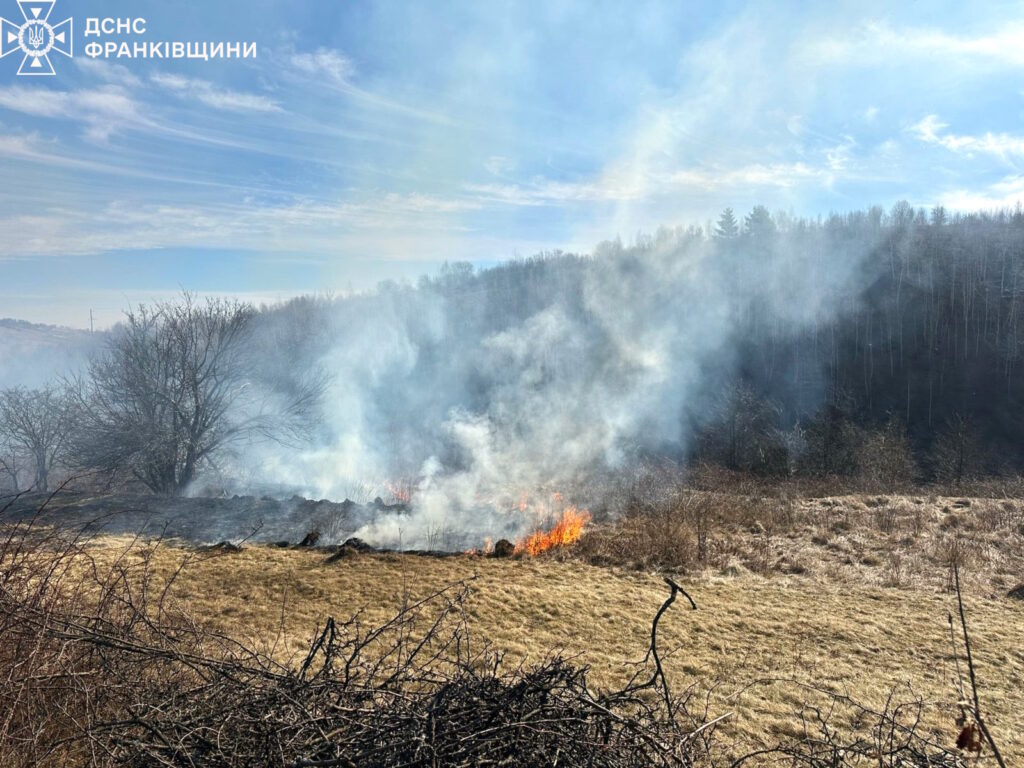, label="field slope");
[86,537,1024,760]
